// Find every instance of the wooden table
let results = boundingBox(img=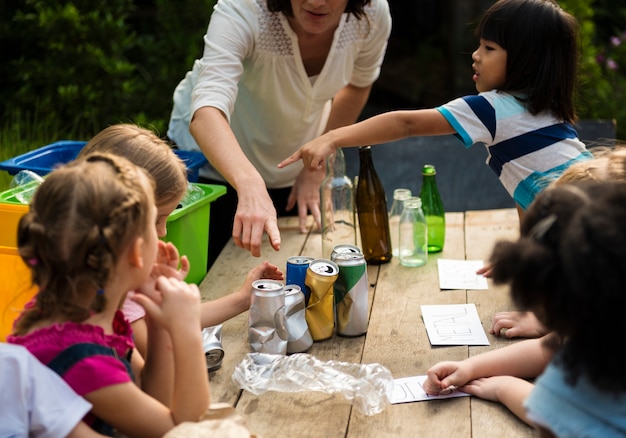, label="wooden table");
[199,208,539,437]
